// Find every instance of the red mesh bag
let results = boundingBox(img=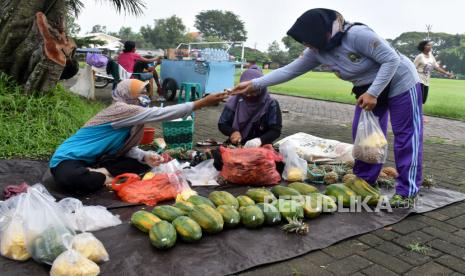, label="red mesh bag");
[220,145,283,185]
[111,173,178,206]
